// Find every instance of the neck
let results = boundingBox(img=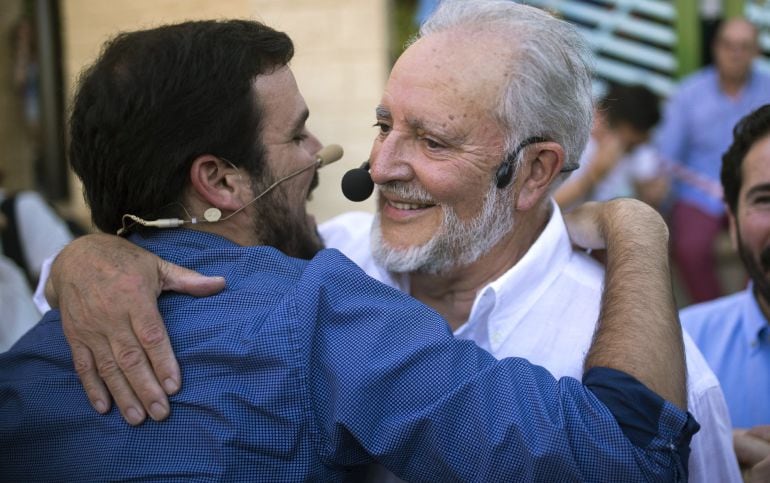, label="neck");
[719,72,749,98]
[409,204,551,331]
[185,197,259,247]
